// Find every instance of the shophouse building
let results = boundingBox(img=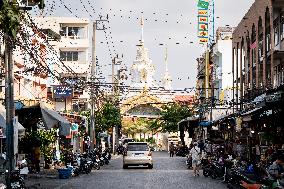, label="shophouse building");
[232,0,284,154]
[34,17,91,112]
[232,0,284,110]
